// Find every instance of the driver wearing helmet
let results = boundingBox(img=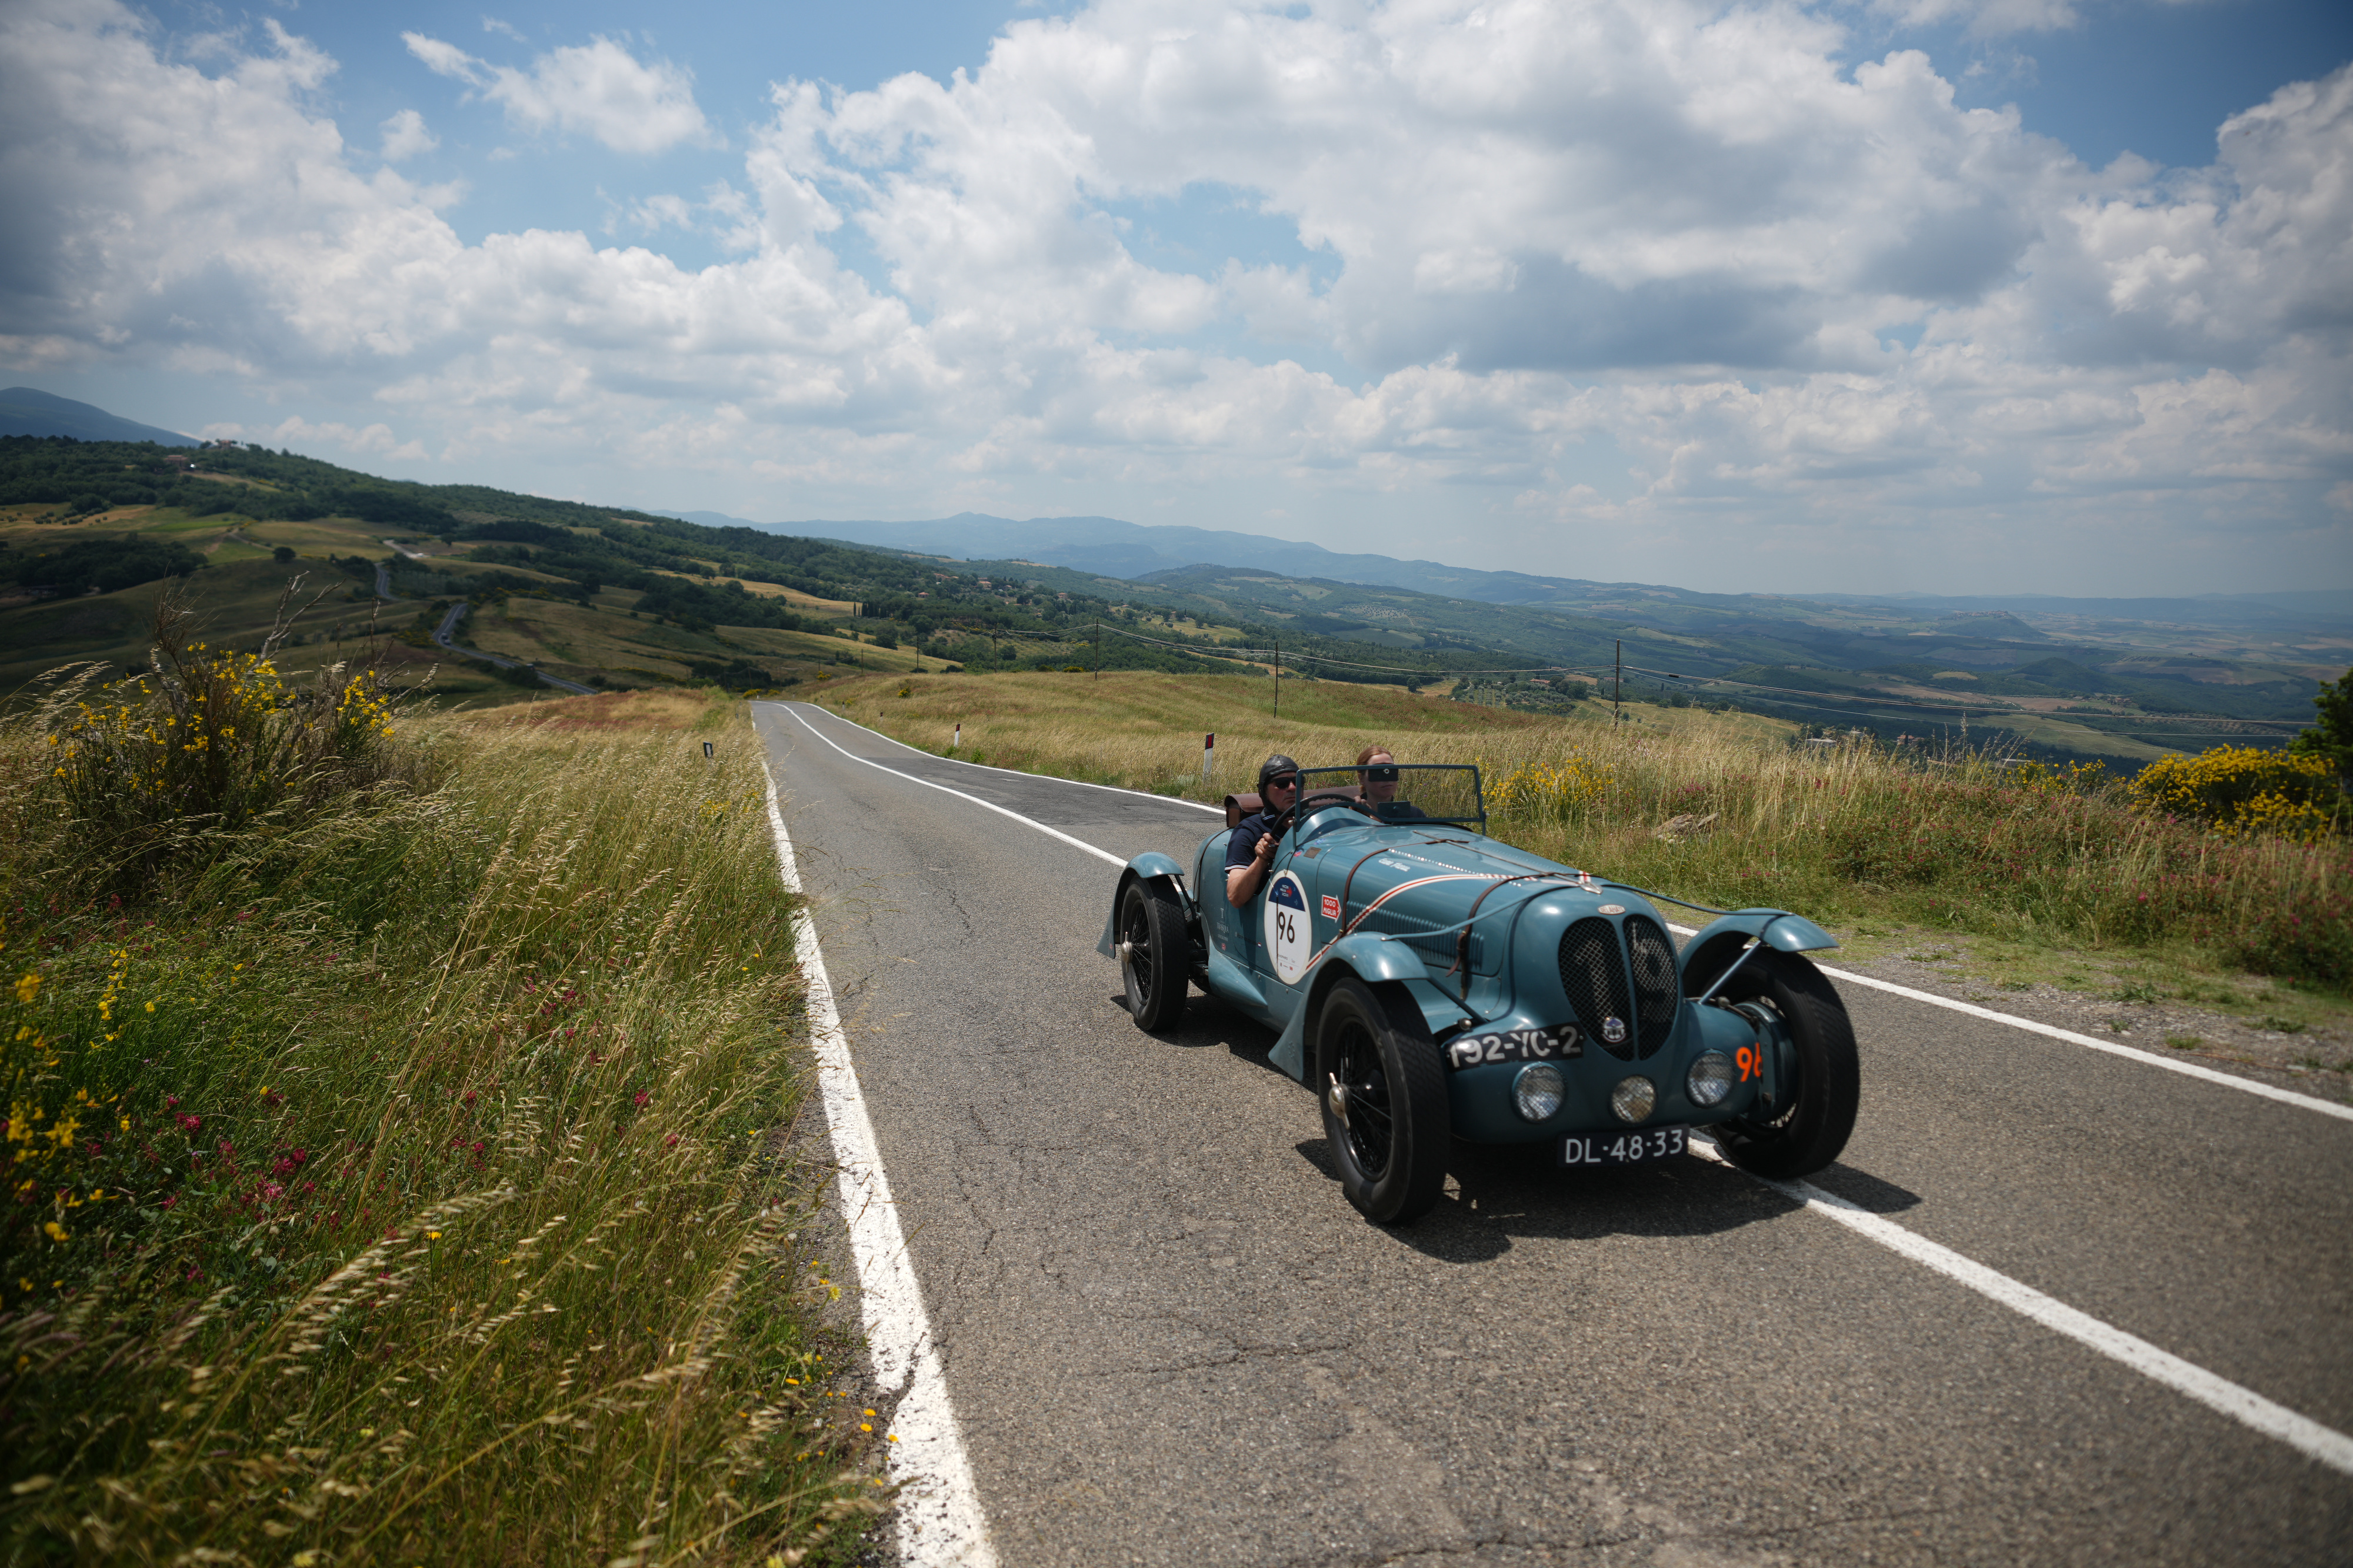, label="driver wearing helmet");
[1225,755,1299,906]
